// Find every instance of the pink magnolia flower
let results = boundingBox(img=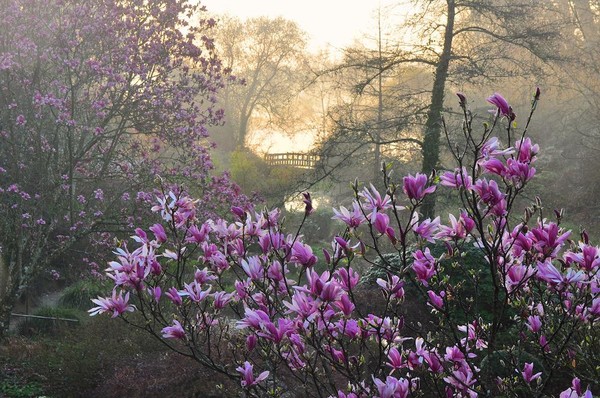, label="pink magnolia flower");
[444,345,465,363]
[213,291,234,310]
[236,361,269,388]
[386,346,405,372]
[413,216,440,243]
[335,267,359,290]
[487,92,514,119]
[359,183,392,213]
[290,241,318,267]
[564,243,600,272]
[505,265,534,293]
[180,281,211,303]
[443,365,477,394]
[377,275,405,300]
[536,260,566,285]
[520,362,542,383]
[516,137,539,163]
[505,158,536,186]
[149,223,167,243]
[436,212,475,240]
[526,315,542,333]
[236,308,271,330]
[165,287,182,306]
[240,256,264,280]
[528,222,571,259]
[473,178,505,208]
[440,167,472,189]
[373,375,409,398]
[402,173,435,201]
[559,377,593,398]
[89,290,135,318]
[412,248,436,285]
[427,290,444,309]
[162,319,185,339]
[302,192,314,215]
[335,293,355,316]
[332,202,366,229]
